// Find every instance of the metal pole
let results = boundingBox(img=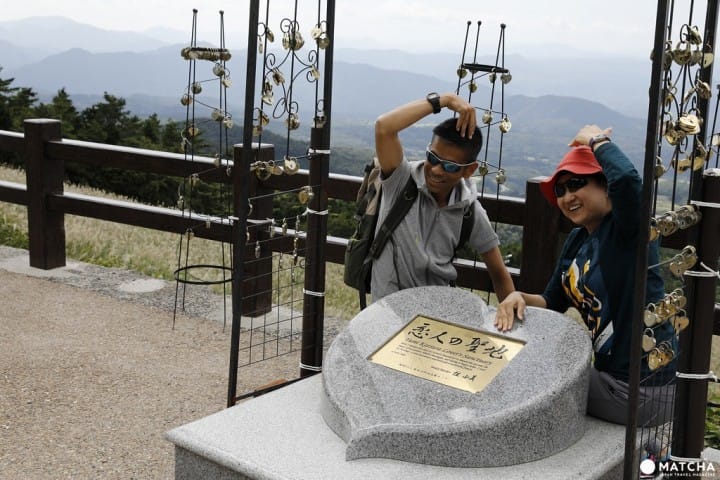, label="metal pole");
[623,1,670,477]
[300,0,335,377]
[670,1,719,472]
[688,0,719,202]
[671,170,720,465]
[227,0,260,408]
